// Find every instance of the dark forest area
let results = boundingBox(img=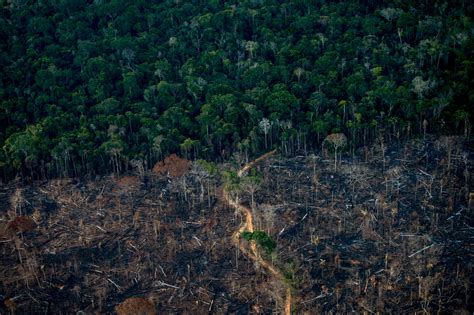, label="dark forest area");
[0,0,473,182]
